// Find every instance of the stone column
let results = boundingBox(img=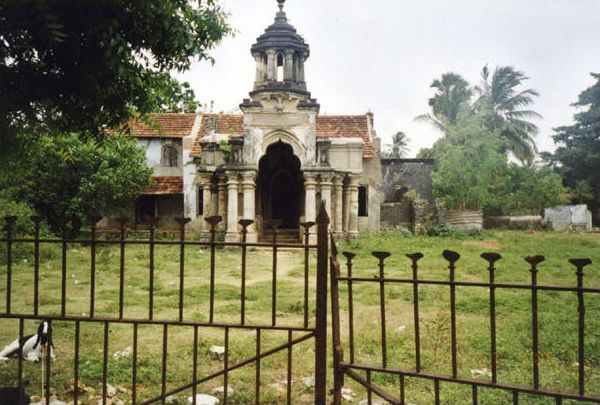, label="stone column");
[284,50,294,81]
[199,172,214,238]
[254,53,264,85]
[217,175,227,232]
[319,173,333,225]
[241,171,257,243]
[225,171,240,243]
[343,177,350,234]
[297,53,306,83]
[266,50,277,81]
[348,175,359,239]
[304,172,317,243]
[332,175,344,237]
